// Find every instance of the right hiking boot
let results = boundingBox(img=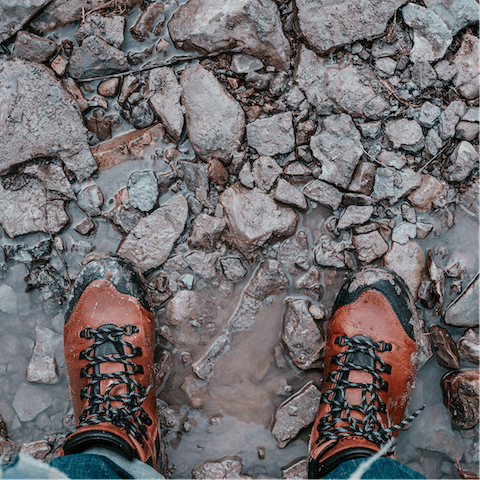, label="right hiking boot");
[61,255,162,472]
[309,266,425,478]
